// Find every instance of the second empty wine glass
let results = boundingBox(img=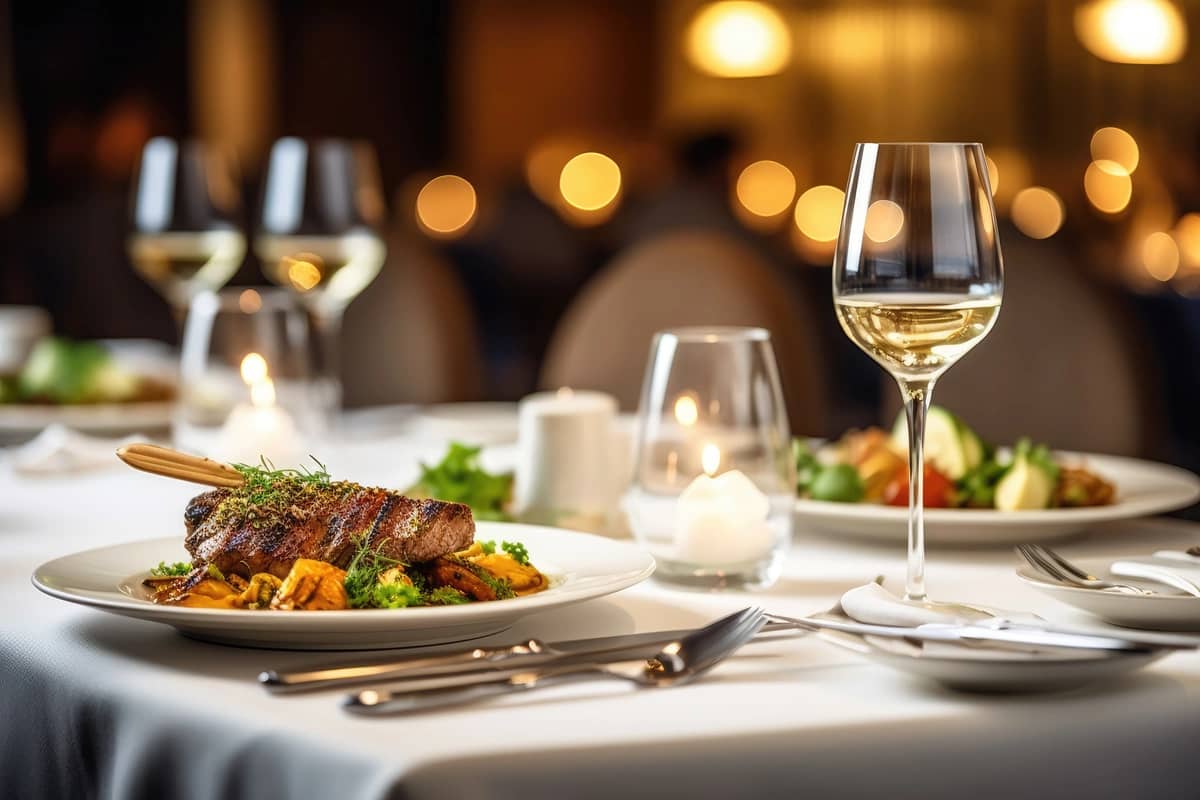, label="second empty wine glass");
[256,138,387,418]
[832,143,1003,602]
